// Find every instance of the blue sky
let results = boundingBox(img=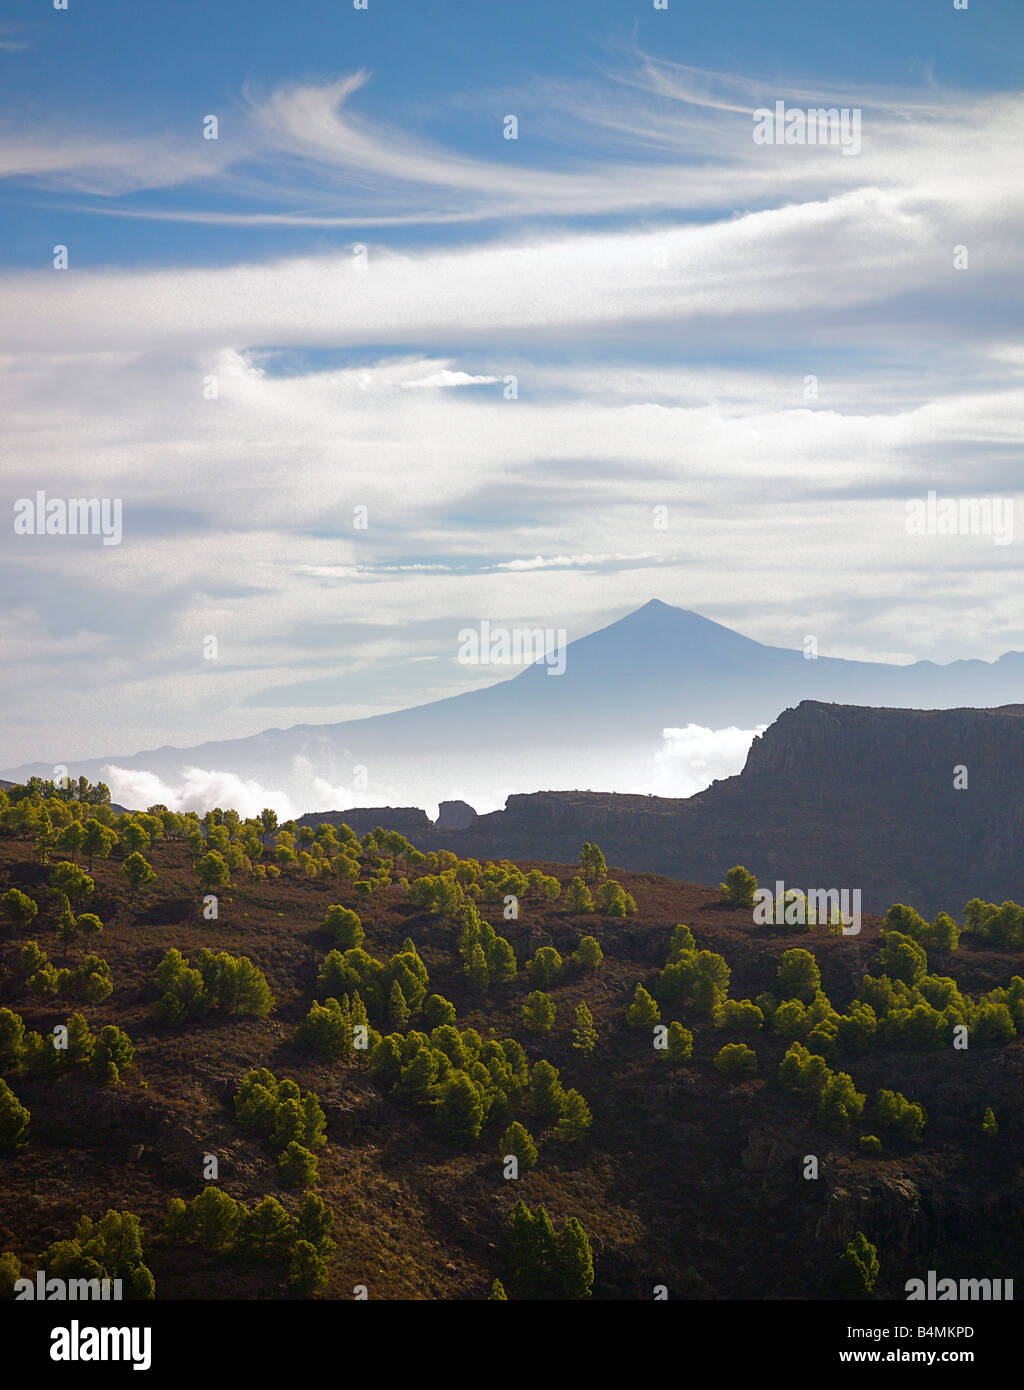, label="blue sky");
[2,0,1023,806]
[3,0,1019,268]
